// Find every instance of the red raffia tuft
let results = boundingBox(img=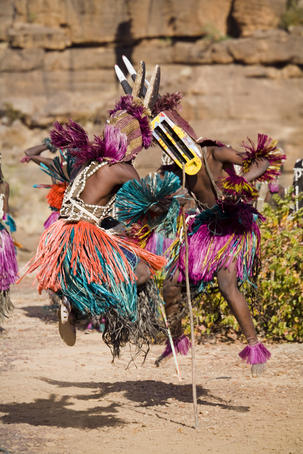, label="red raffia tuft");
[241,133,286,182]
[46,183,68,210]
[218,168,258,201]
[152,92,183,116]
